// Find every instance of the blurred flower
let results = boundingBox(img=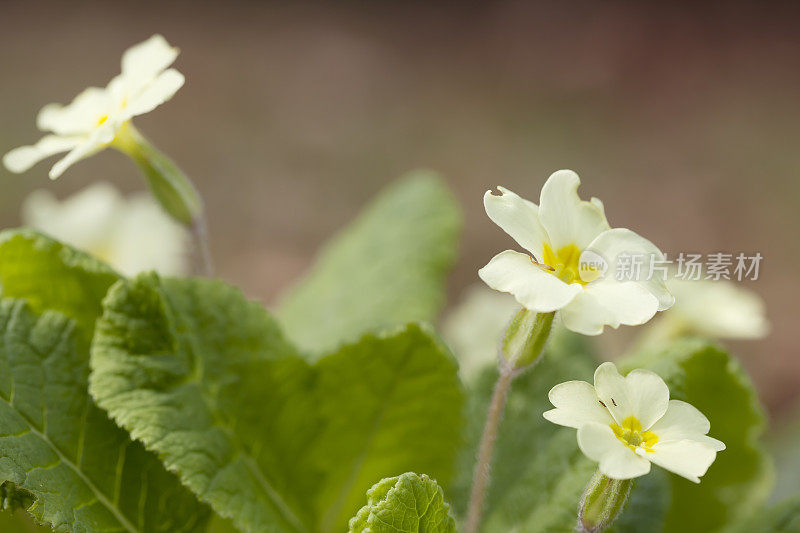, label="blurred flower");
[544,361,725,482]
[3,35,184,179]
[22,182,188,276]
[442,285,519,383]
[479,170,674,335]
[664,277,769,339]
